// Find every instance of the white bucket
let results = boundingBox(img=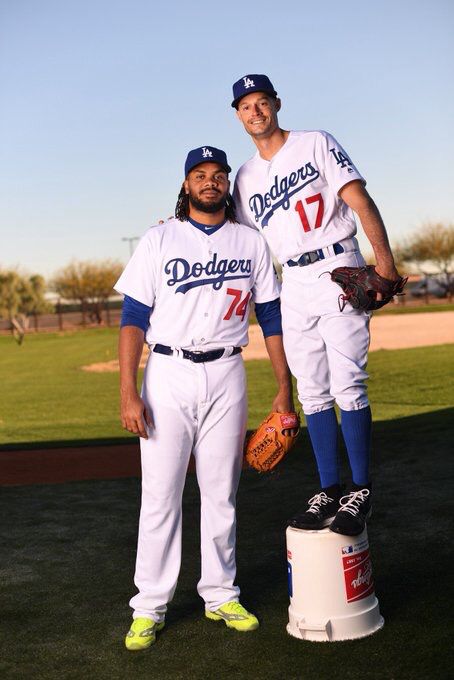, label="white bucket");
[286,526,384,642]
